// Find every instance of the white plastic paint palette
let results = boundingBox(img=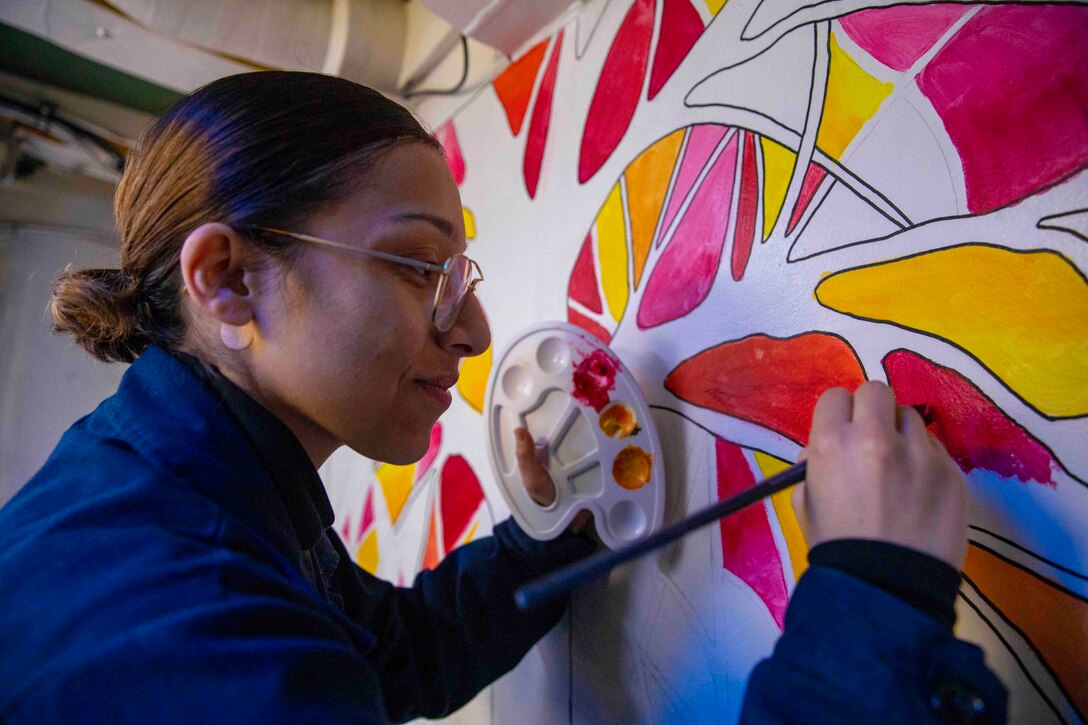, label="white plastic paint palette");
[484,322,665,549]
